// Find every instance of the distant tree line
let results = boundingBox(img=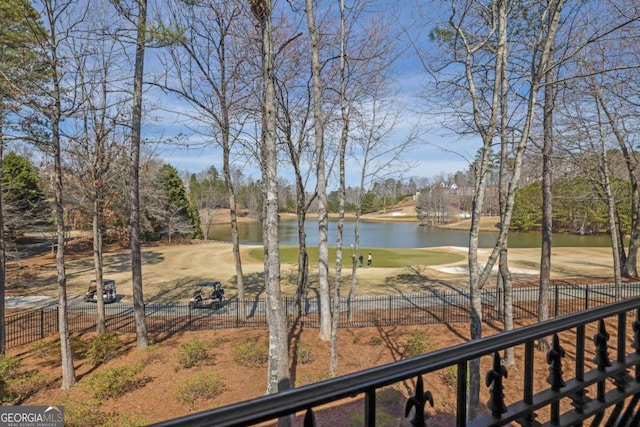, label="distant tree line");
[9,146,634,247]
[414,150,634,237]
